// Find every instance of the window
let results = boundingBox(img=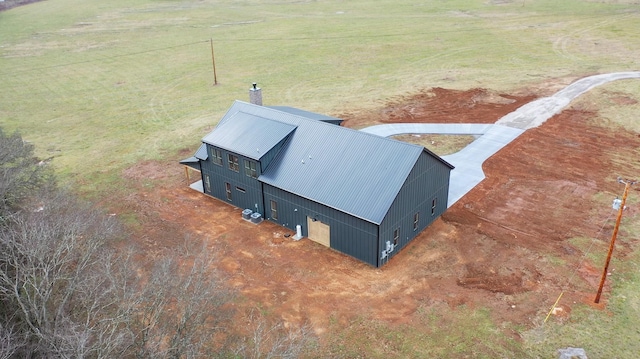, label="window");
[431,198,437,216]
[244,160,257,178]
[270,200,278,221]
[204,174,211,193]
[413,212,419,231]
[227,154,239,172]
[212,149,222,166]
[225,182,232,201]
[236,186,246,193]
[393,228,399,246]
